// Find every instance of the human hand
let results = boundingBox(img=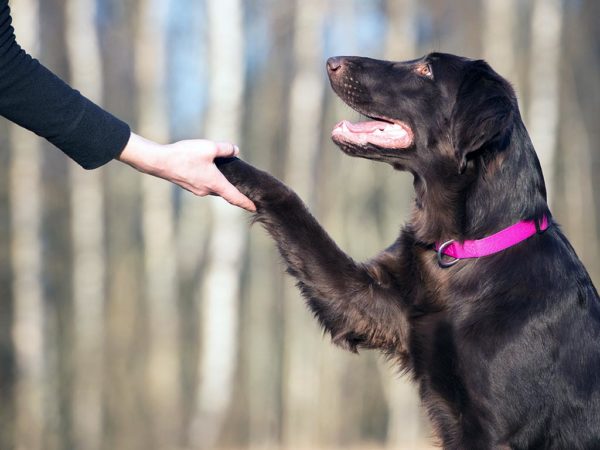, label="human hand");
[118,133,256,212]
